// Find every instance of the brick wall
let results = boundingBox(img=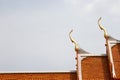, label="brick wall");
[0,72,77,80]
[1,44,120,80]
[0,56,117,80]
[0,56,112,80]
[81,56,111,80]
[112,43,120,79]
